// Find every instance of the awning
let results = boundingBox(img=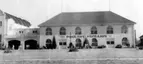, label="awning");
[5,12,31,27]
